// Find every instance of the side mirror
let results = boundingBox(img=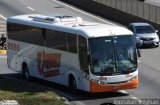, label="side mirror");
[155,30,158,33]
[137,49,141,57]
